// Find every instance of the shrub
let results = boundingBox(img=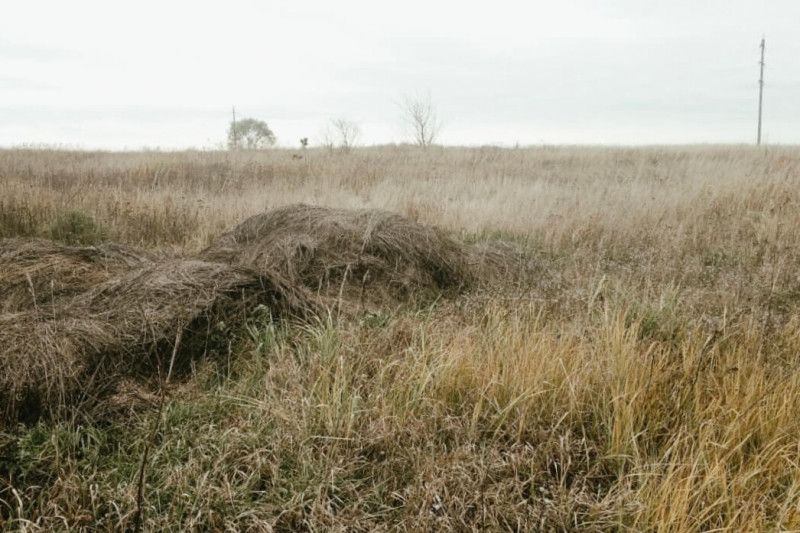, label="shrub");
[47,210,107,245]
